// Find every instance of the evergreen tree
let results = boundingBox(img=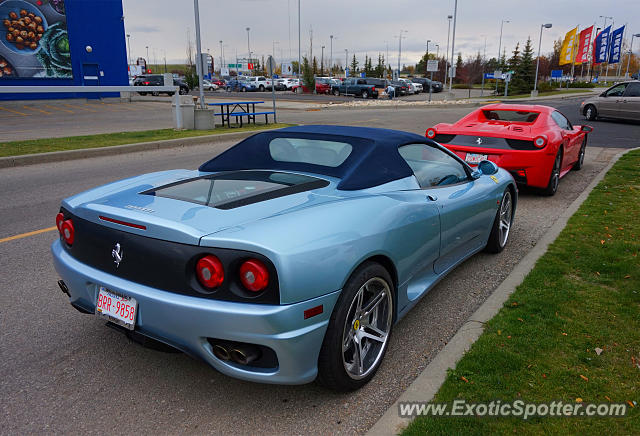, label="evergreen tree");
[375,54,385,78]
[302,57,315,90]
[518,37,535,91]
[365,56,373,76]
[508,43,521,72]
[312,56,319,75]
[350,54,359,75]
